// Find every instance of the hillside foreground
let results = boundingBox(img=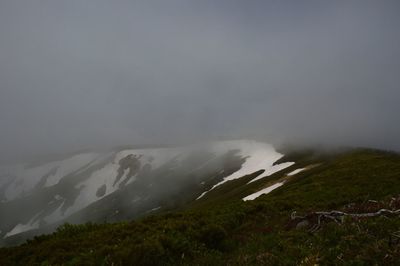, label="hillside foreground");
[1,149,400,265]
